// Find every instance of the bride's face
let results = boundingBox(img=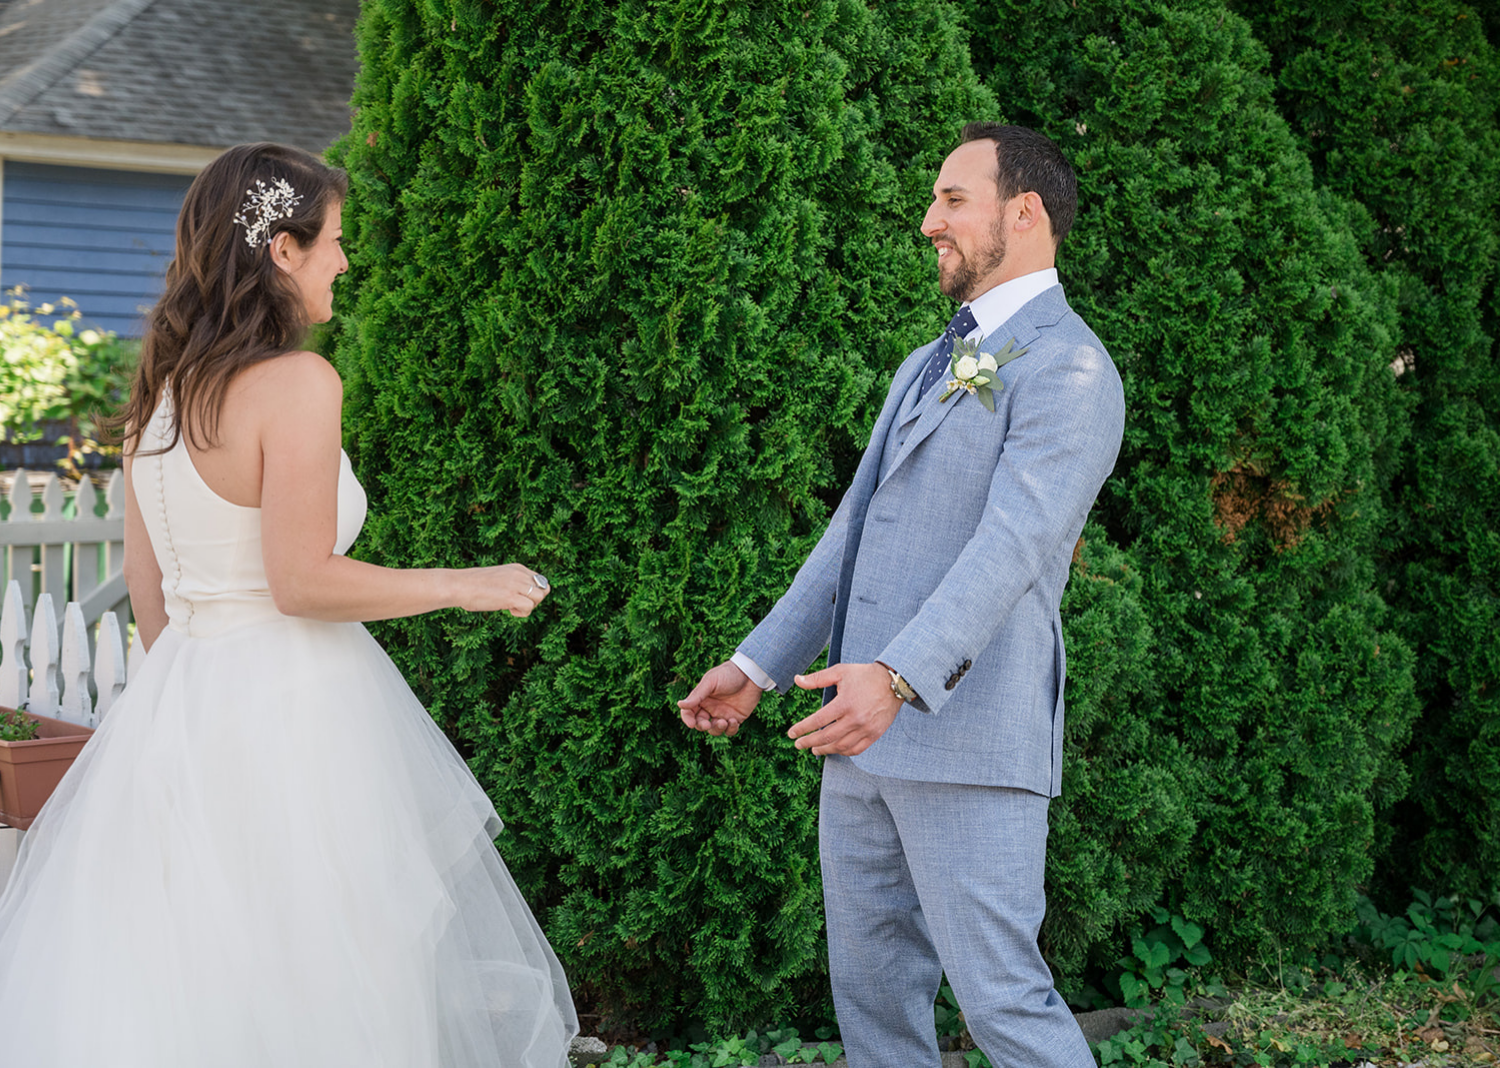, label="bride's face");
[273,200,347,323]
